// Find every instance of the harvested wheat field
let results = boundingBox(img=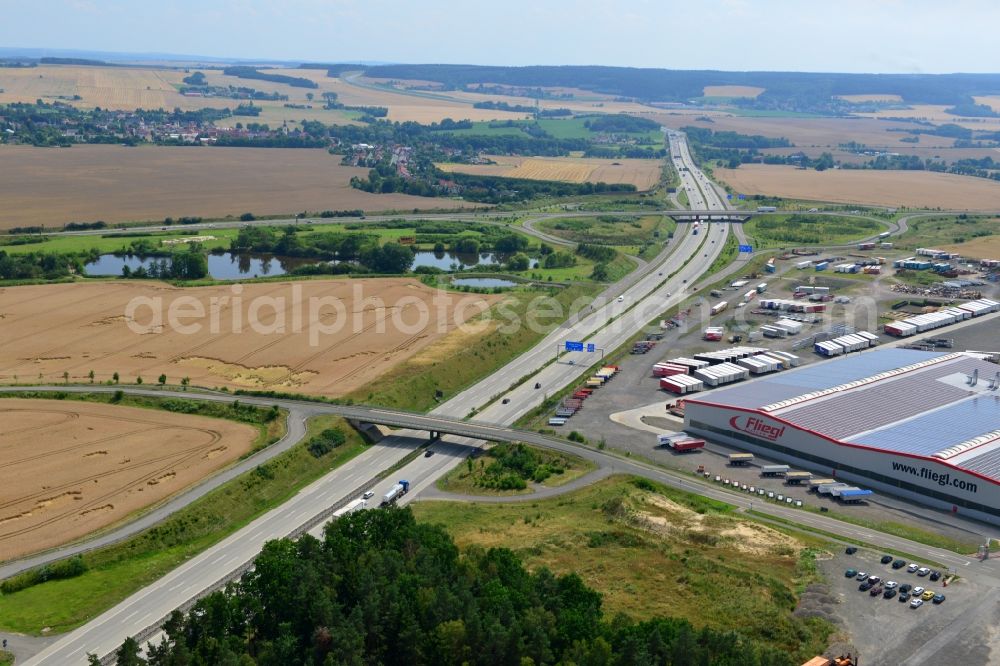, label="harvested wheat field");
[0,65,192,110]
[0,398,257,561]
[939,233,1000,261]
[0,145,478,229]
[716,164,1000,210]
[0,279,496,396]
[657,114,957,148]
[702,85,764,98]
[436,156,661,189]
